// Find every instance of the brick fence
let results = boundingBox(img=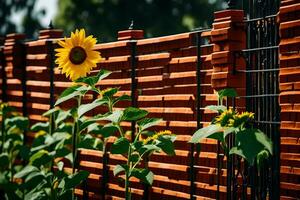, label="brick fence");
[0,1,299,199]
